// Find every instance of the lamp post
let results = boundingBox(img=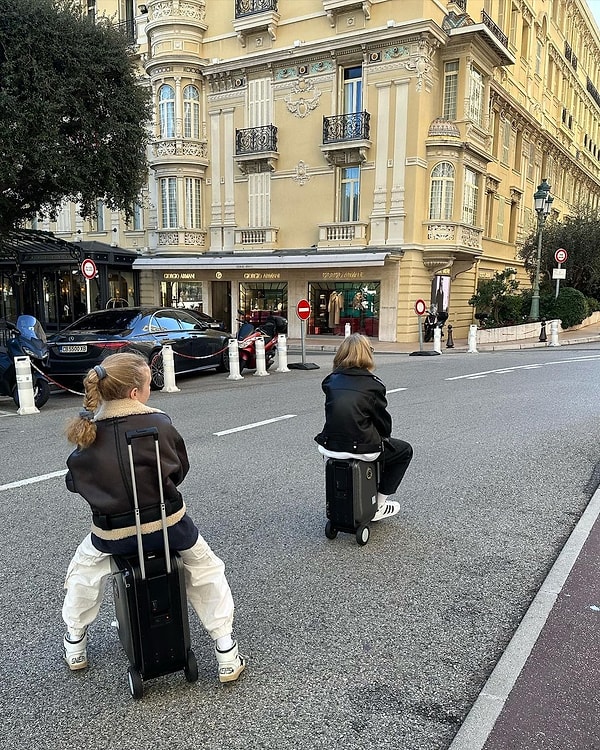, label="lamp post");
[529,179,554,321]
